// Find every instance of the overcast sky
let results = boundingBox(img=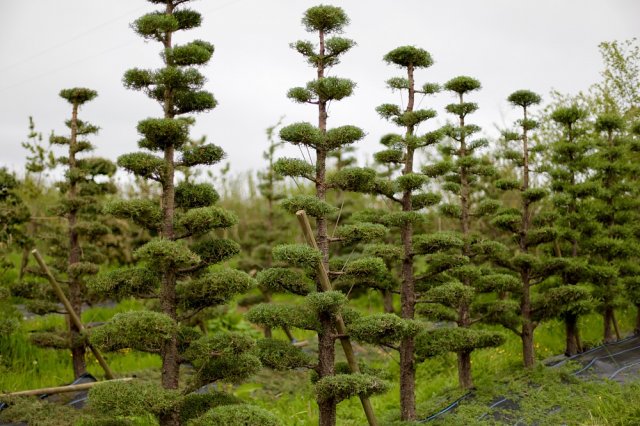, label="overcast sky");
[1,0,638,182]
